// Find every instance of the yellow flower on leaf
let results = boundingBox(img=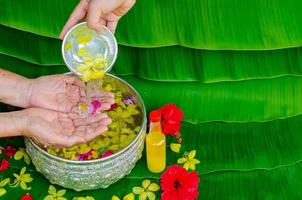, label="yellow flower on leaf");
[177,150,200,171]
[170,143,181,153]
[44,185,67,200]
[11,167,33,190]
[123,193,134,200]
[132,179,160,200]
